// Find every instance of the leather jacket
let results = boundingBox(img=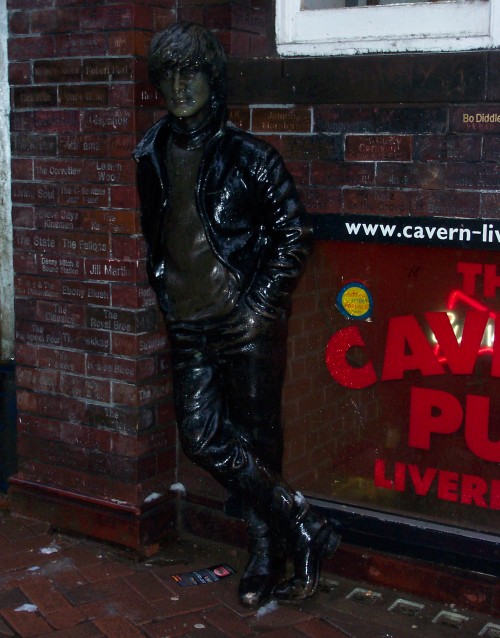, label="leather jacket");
[134,114,311,321]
